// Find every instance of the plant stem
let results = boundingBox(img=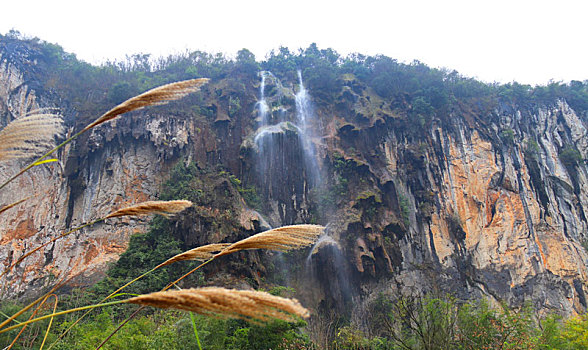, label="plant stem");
[0,218,104,279]
[0,300,125,334]
[39,295,58,350]
[7,294,49,349]
[90,257,216,345]
[95,306,144,350]
[0,271,76,331]
[0,295,46,331]
[49,265,159,349]
[0,128,86,191]
[162,257,215,292]
[190,311,203,350]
